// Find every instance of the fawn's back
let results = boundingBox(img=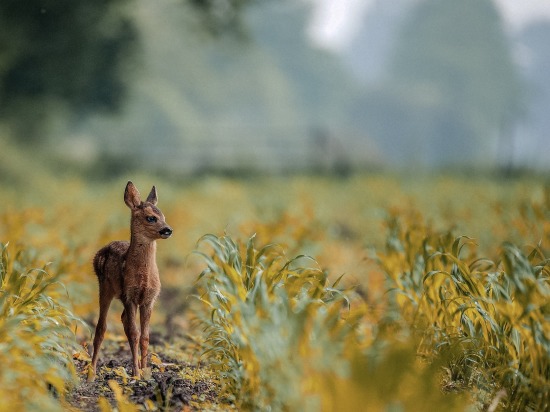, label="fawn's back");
[93,240,130,300]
